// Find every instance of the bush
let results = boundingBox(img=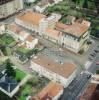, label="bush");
[79,49,84,55]
[96,70,99,74]
[17,78,21,83]
[27,78,39,86]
